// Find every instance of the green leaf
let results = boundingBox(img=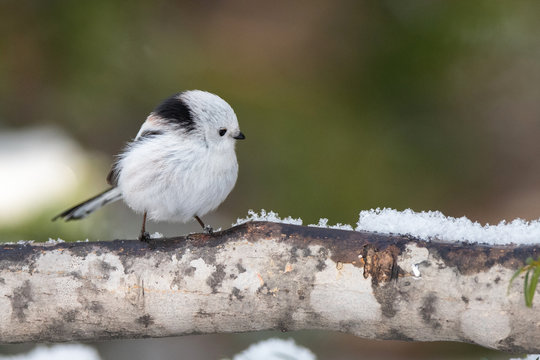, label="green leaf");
[506,257,540,307]
[526,265,540,308]
[508,267,524,295]
[524,271,531,307]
